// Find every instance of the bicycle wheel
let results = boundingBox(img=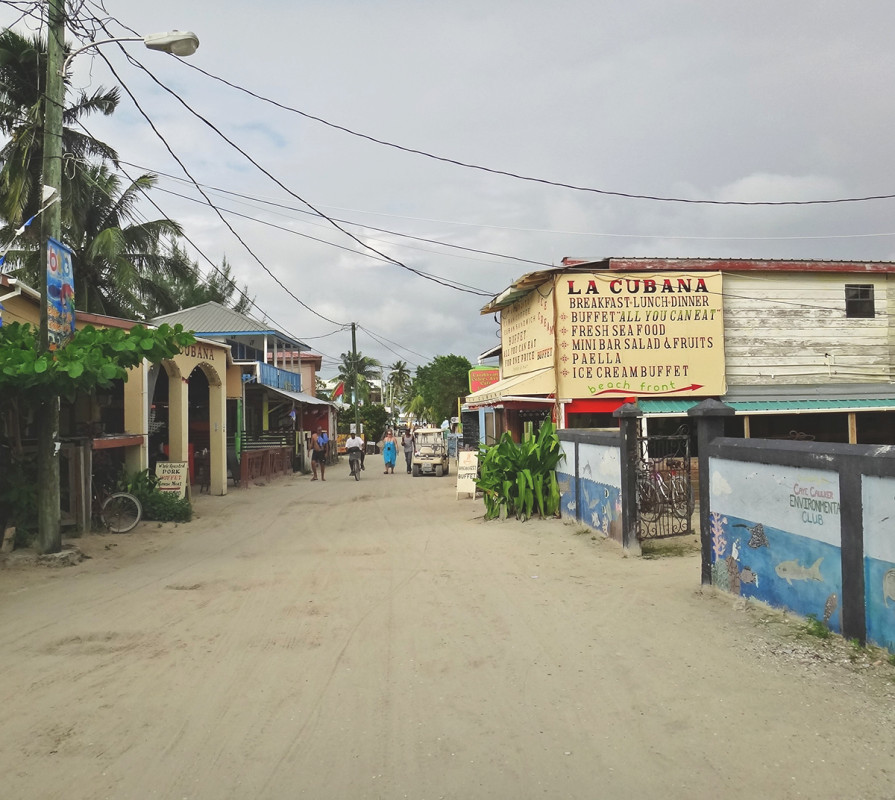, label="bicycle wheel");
[637,478,662,523]
[670,478,695,520]
[101,492,143,533]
